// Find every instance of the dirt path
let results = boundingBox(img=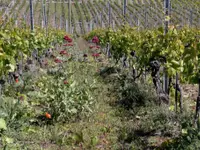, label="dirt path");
[76,37,90,51]
[182,84,198,101]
